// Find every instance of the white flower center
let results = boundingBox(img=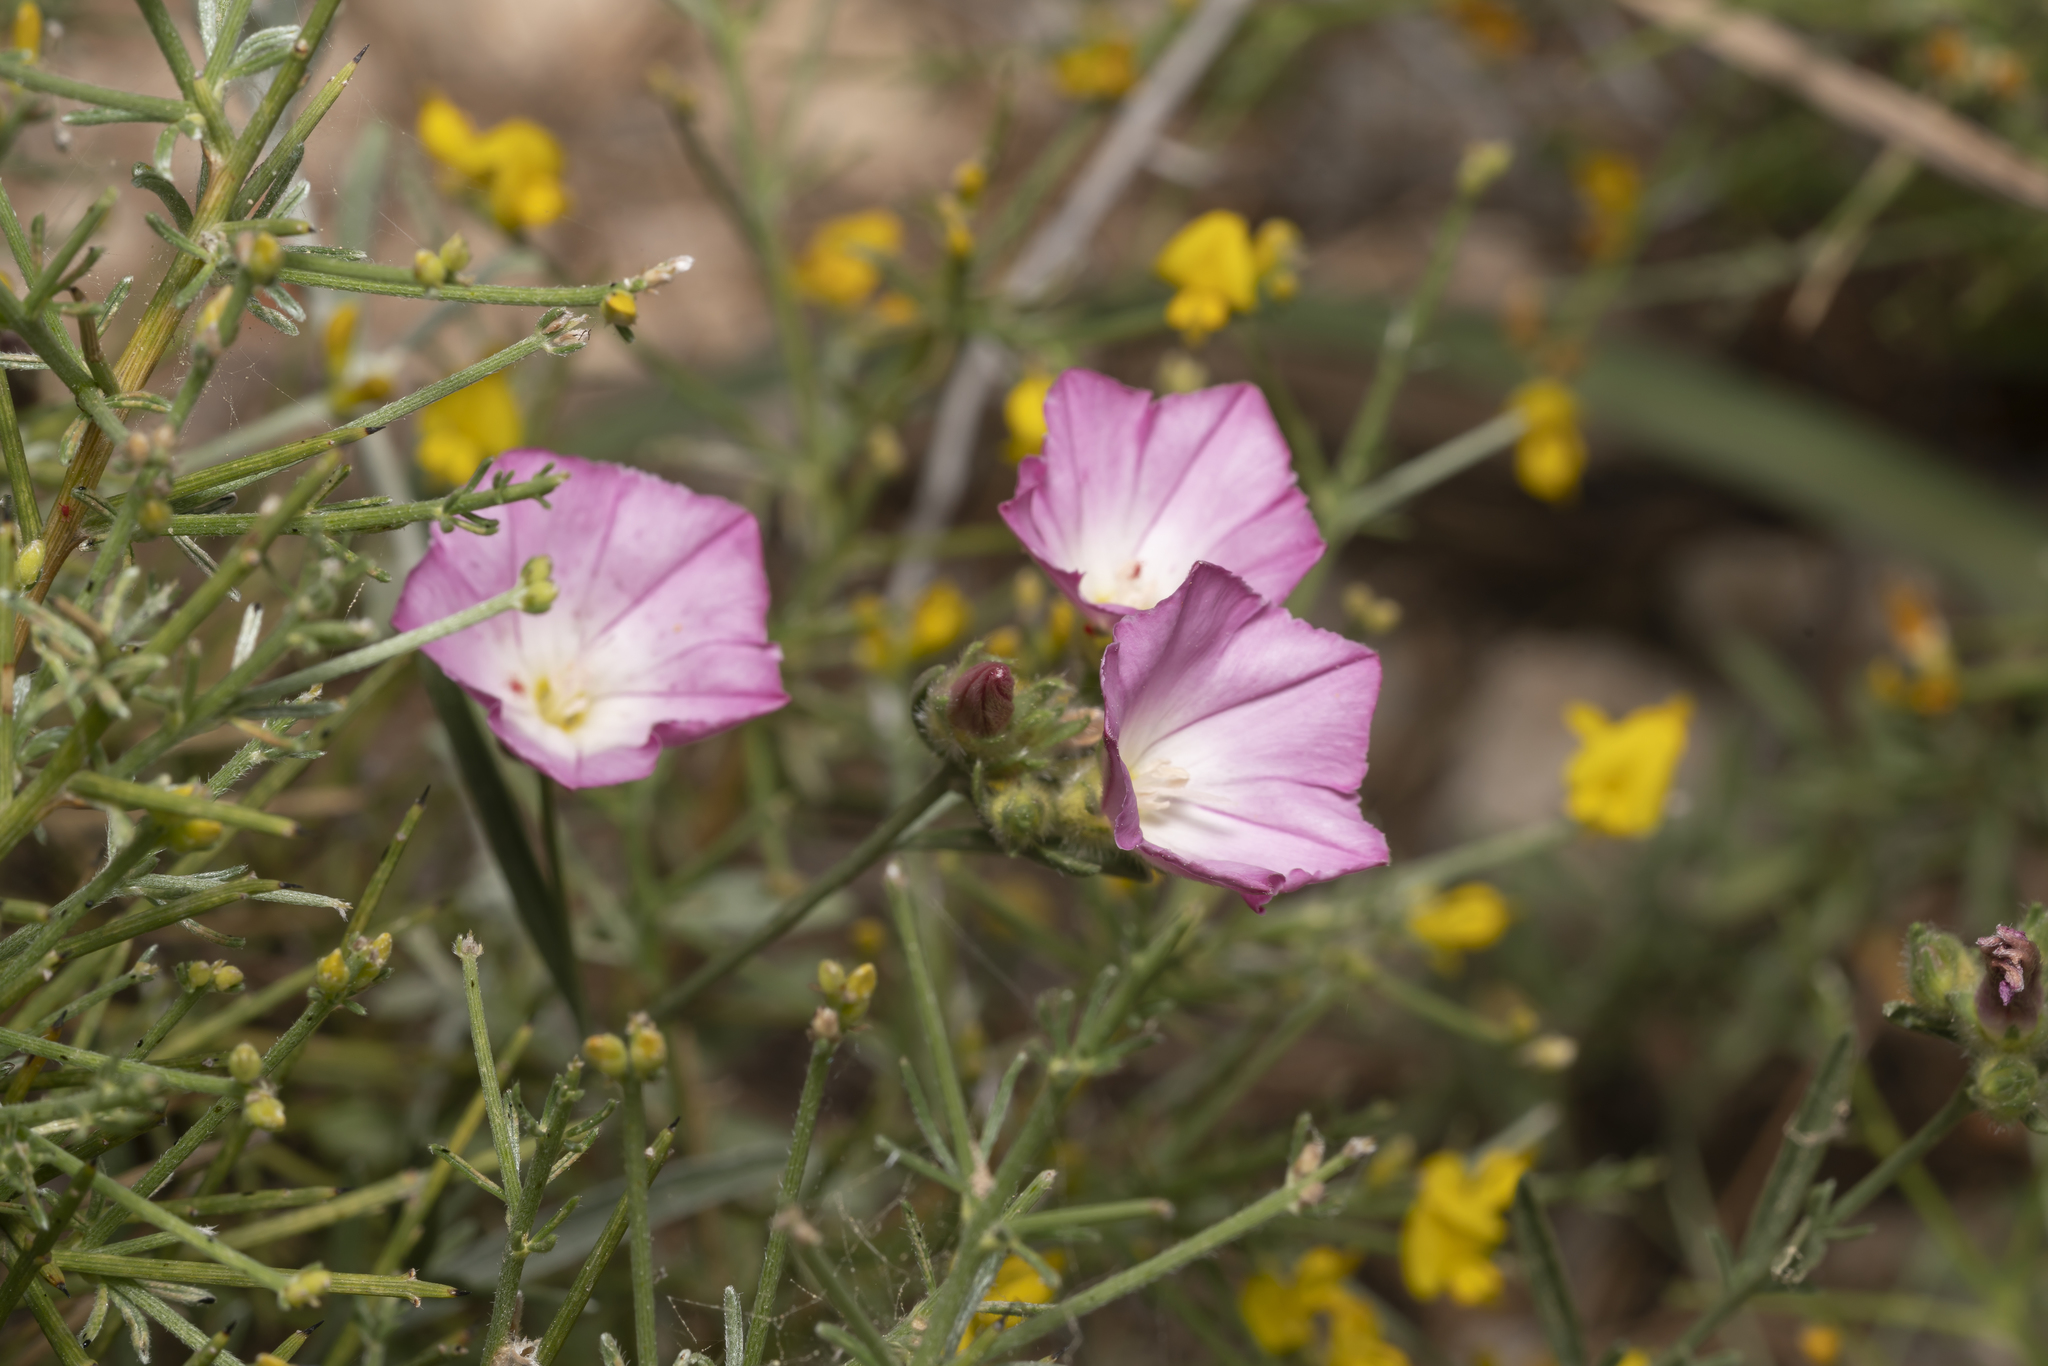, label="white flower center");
[1129,756,1190,817]
[1080,558,1174,612]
